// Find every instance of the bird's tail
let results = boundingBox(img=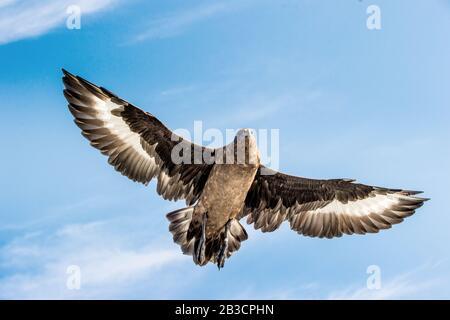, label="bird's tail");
[166,207,248,267]
[166,206,196,256]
